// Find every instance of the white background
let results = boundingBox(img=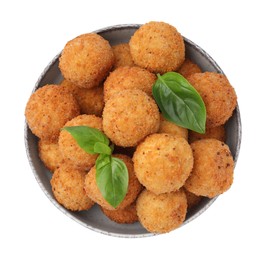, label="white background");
[1,0,269,259]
